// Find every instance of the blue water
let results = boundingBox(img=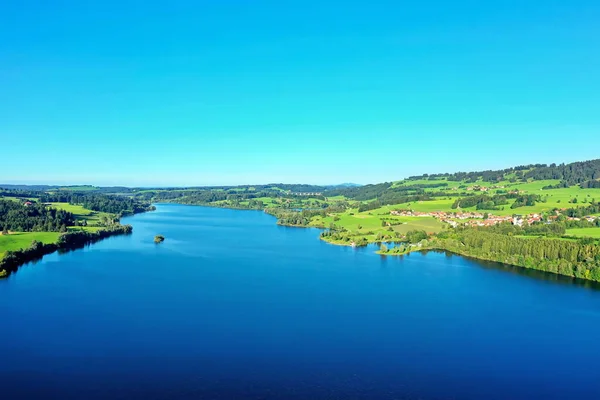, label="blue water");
[2,204,600,399]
